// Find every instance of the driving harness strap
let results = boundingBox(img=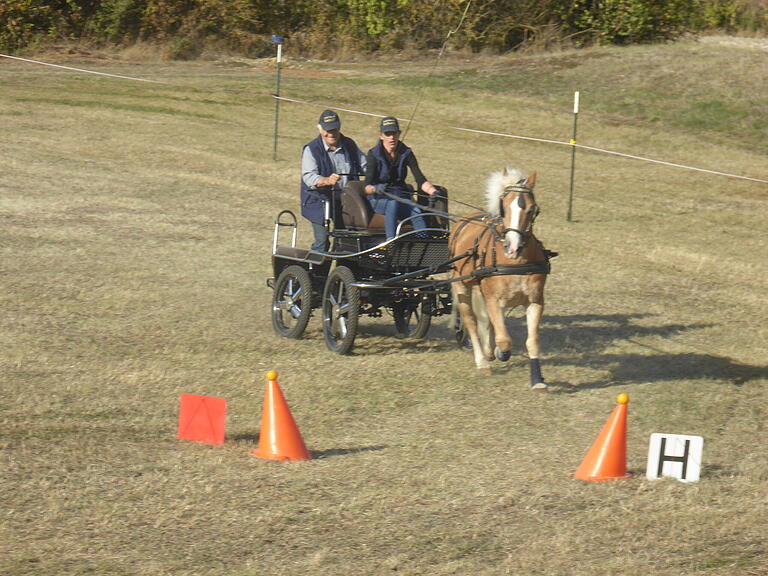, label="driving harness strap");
[473,260,551,278]
[450,215,554,280]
